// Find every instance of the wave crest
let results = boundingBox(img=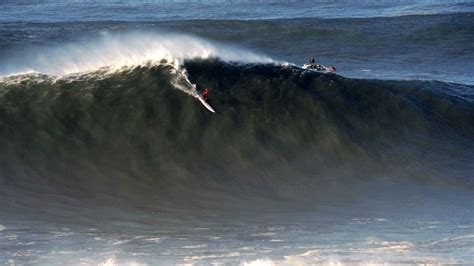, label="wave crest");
[0,31,275,77]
